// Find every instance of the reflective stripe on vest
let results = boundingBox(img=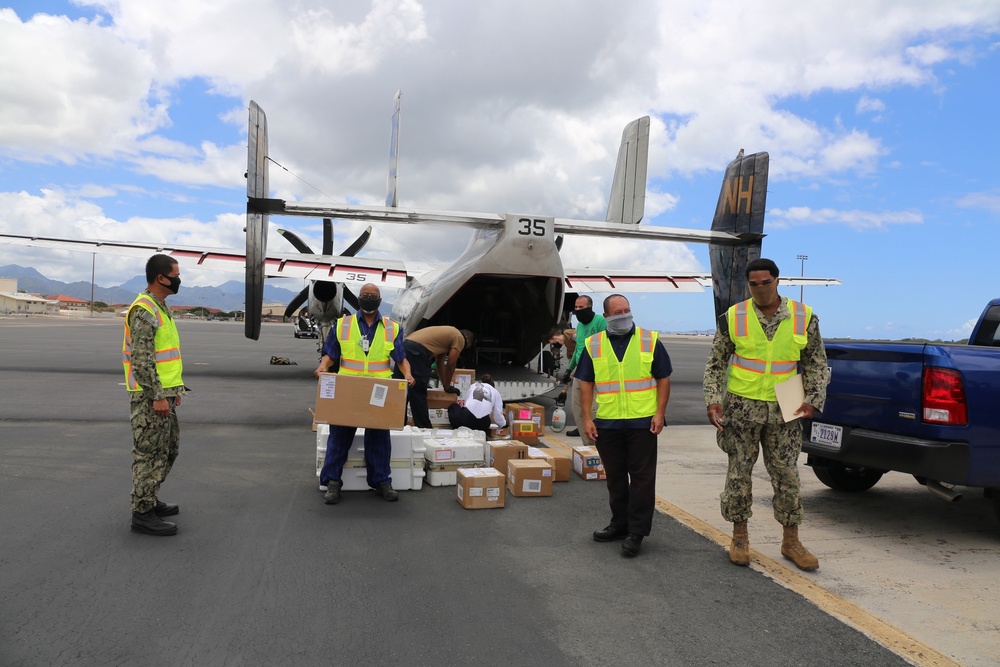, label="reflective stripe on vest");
[726,298,811,401]
[586,327,658,419]
[336,314,398,377]
[122,293,184,392]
